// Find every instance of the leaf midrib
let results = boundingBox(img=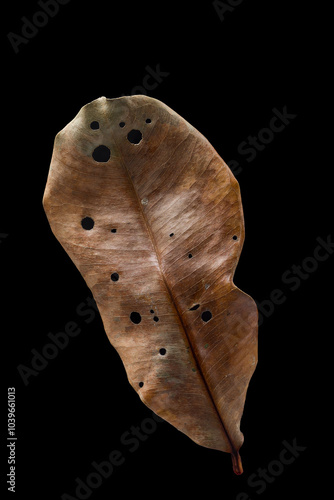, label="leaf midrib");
[110,122,237,457]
